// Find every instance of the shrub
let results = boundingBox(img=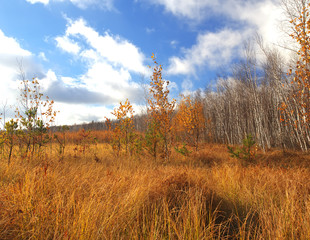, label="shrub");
[227,134,257,165]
